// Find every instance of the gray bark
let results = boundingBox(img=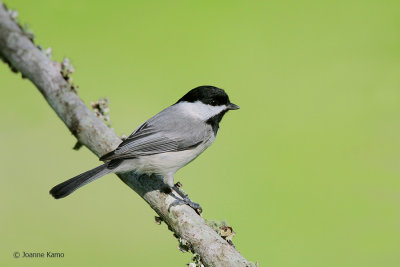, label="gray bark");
[0,2,249,266]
